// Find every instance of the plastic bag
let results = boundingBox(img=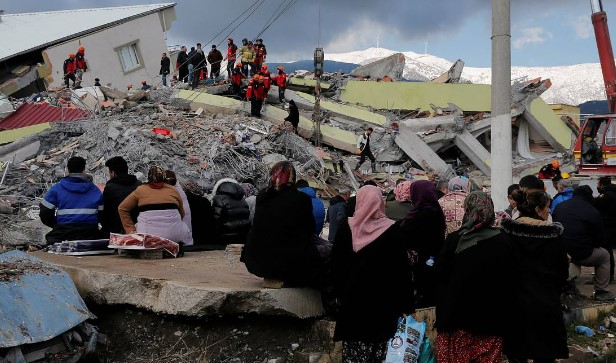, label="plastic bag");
[418,337,436,363]
[385,315,426,363]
